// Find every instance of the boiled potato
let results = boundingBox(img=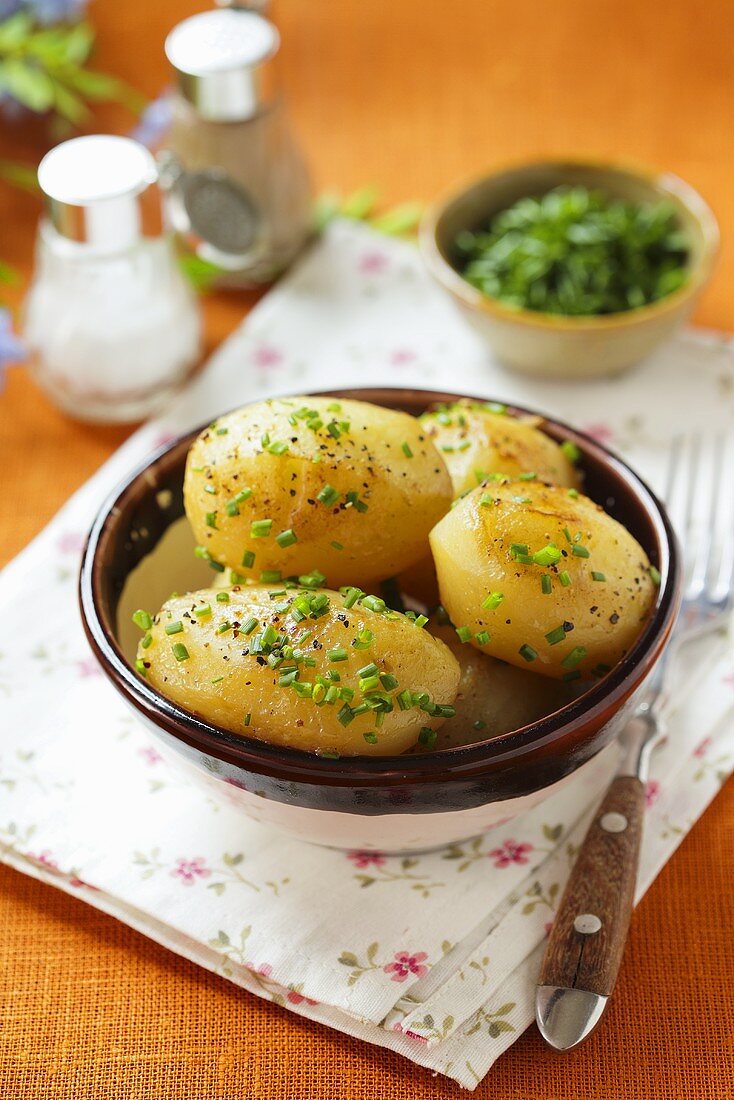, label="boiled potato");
[136,585,460,756]
[184,397,452,590]
[430,480,656,680]
[417,625,571,748]
[420,401,580,496]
